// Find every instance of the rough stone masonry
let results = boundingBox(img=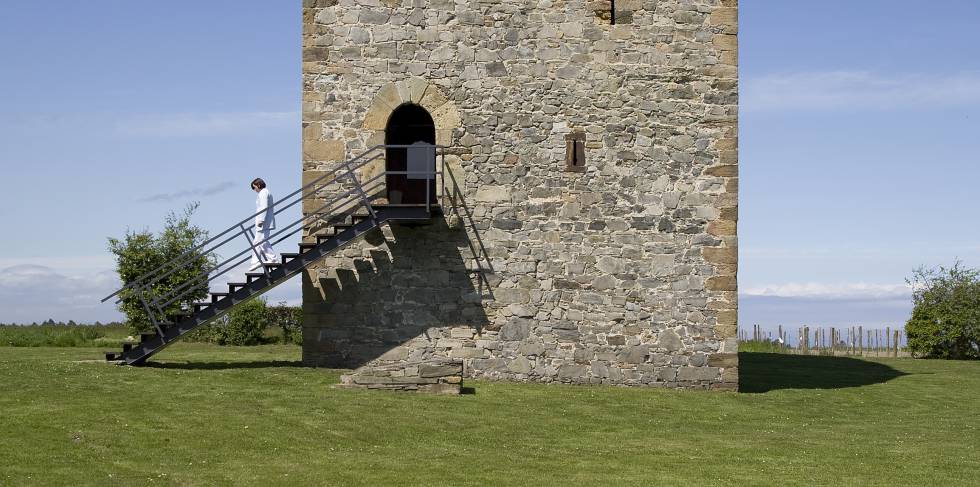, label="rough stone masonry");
[301,0,738,390]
